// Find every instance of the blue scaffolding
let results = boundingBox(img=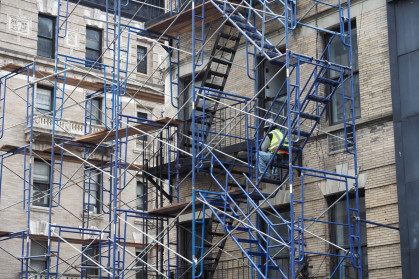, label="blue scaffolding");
[0,0,378,278]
